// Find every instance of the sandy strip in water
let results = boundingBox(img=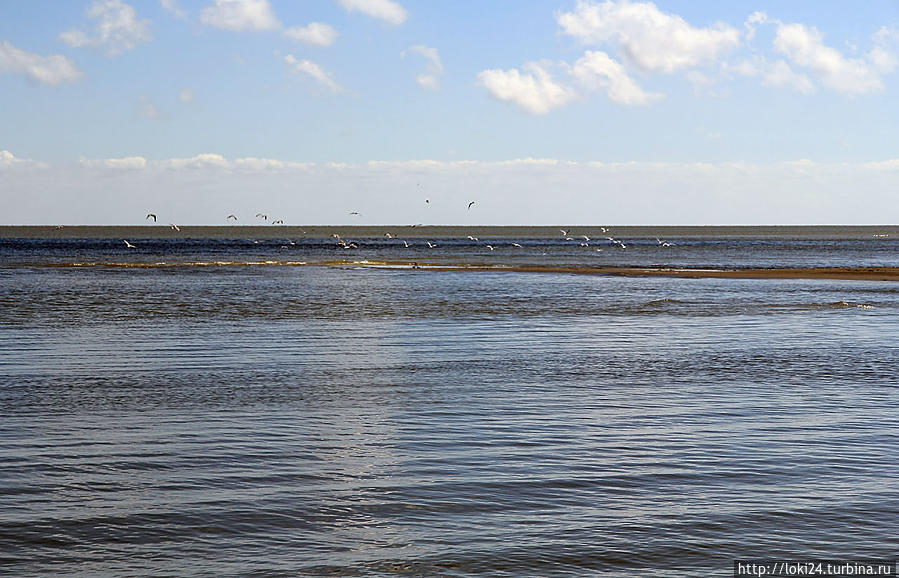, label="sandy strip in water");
[342,262,899,281]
